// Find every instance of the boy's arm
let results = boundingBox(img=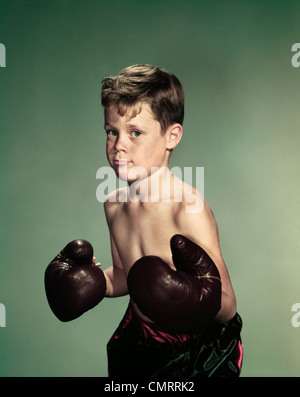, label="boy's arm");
[104,235,128,297]
[103,198,128,298]
[177,200,237,323]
